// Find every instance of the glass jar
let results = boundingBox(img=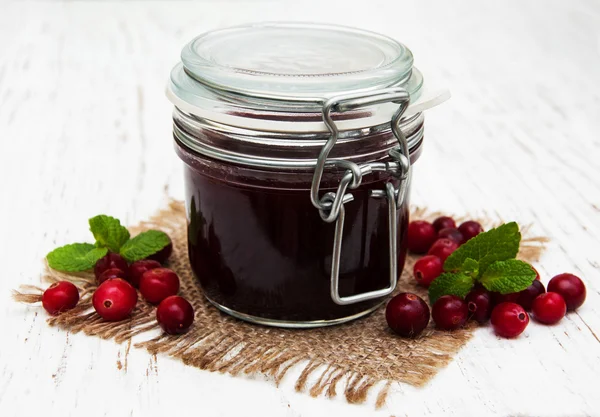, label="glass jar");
[168,23,447,328]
